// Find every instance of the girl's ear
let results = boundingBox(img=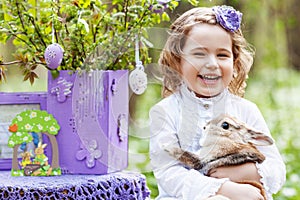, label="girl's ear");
[246,130,274,146]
